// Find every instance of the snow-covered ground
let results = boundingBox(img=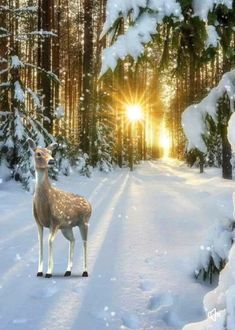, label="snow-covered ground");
[0,160,234,330]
